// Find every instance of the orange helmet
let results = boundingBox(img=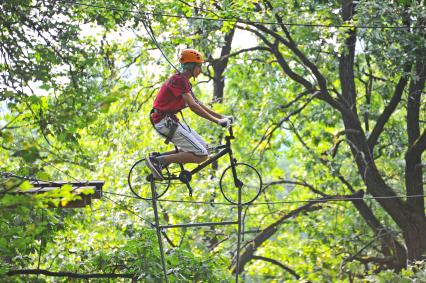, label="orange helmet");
[179,49,204,64]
